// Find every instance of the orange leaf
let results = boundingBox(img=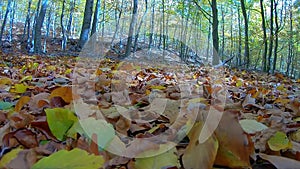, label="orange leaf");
[49,87,72,103]
[15,96,31,112]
